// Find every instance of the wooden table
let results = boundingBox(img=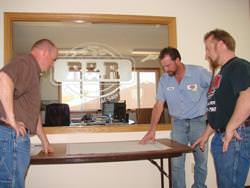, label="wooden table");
[31,139,192,188]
